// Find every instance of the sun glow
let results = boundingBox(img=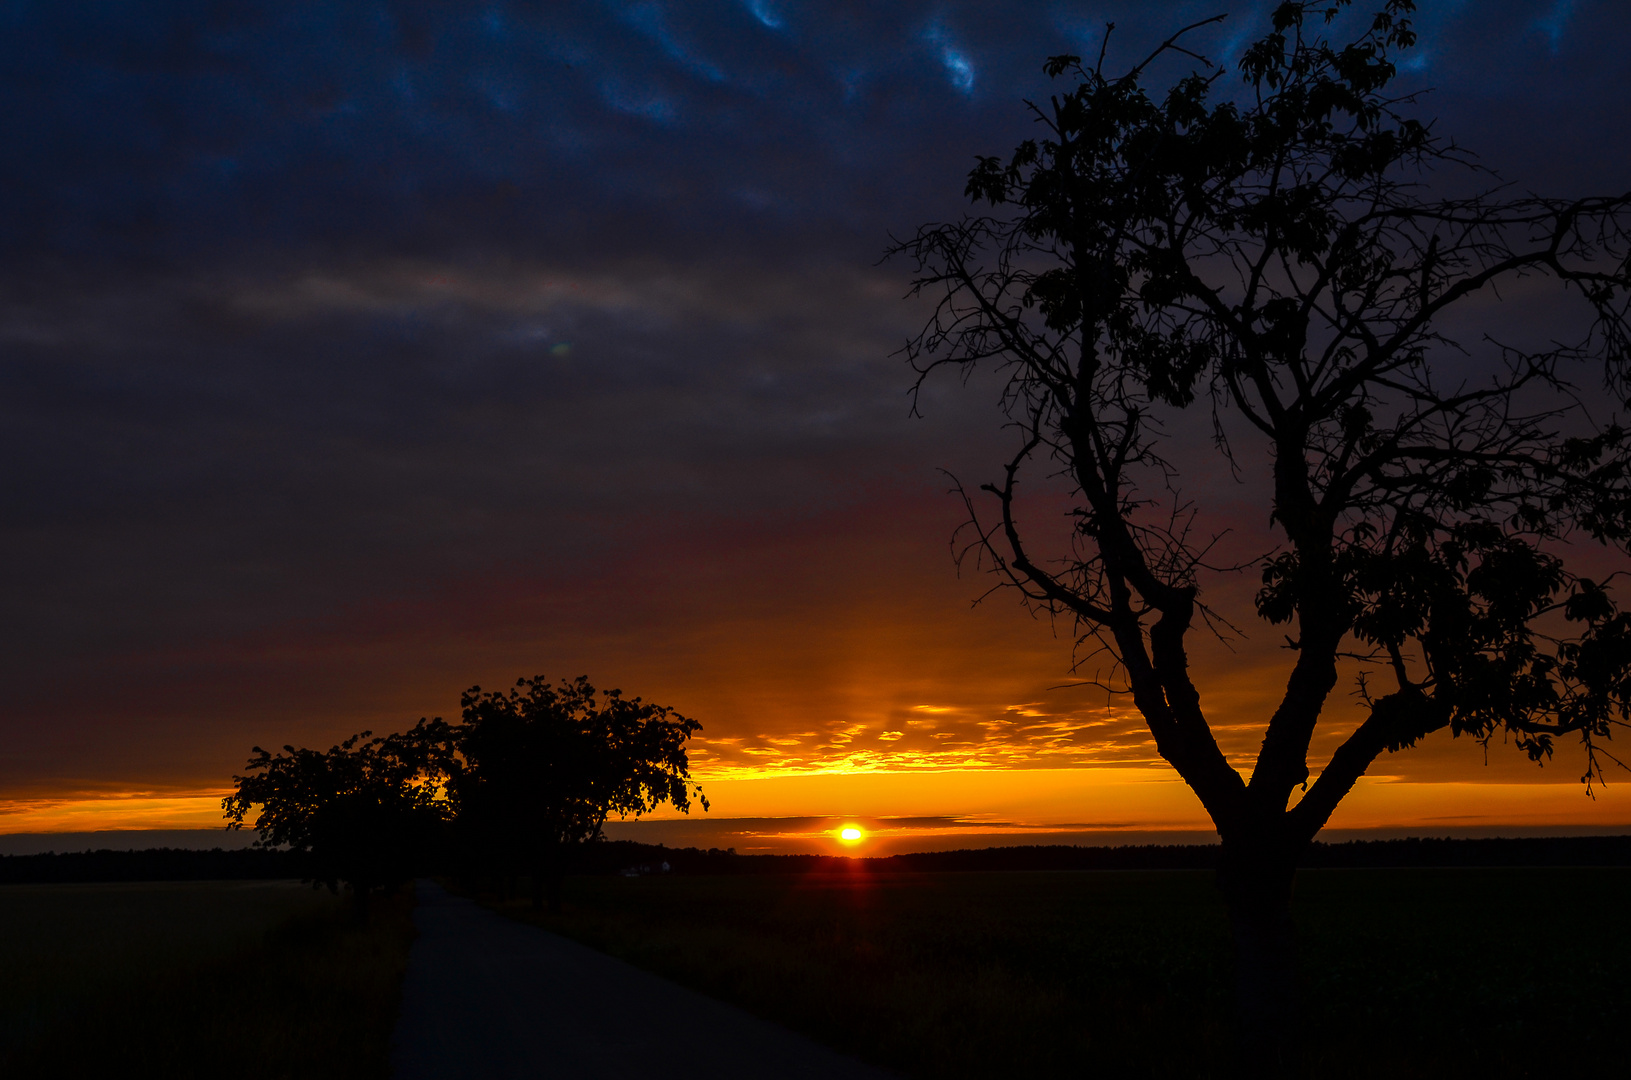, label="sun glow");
[839,825,864,843]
